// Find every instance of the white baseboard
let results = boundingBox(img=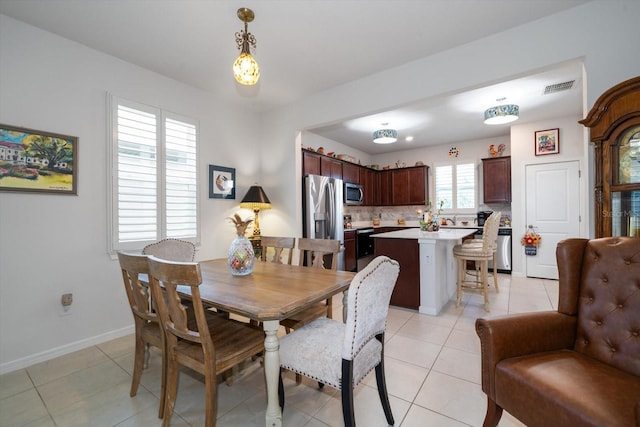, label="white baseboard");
[0,325,135,375]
